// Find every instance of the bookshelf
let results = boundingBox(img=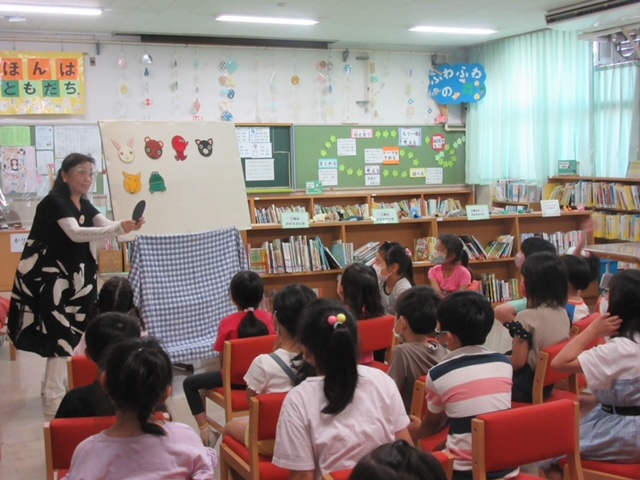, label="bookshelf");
[243,188,593,303]
[546,176,640,242]
[491,180,541,212]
